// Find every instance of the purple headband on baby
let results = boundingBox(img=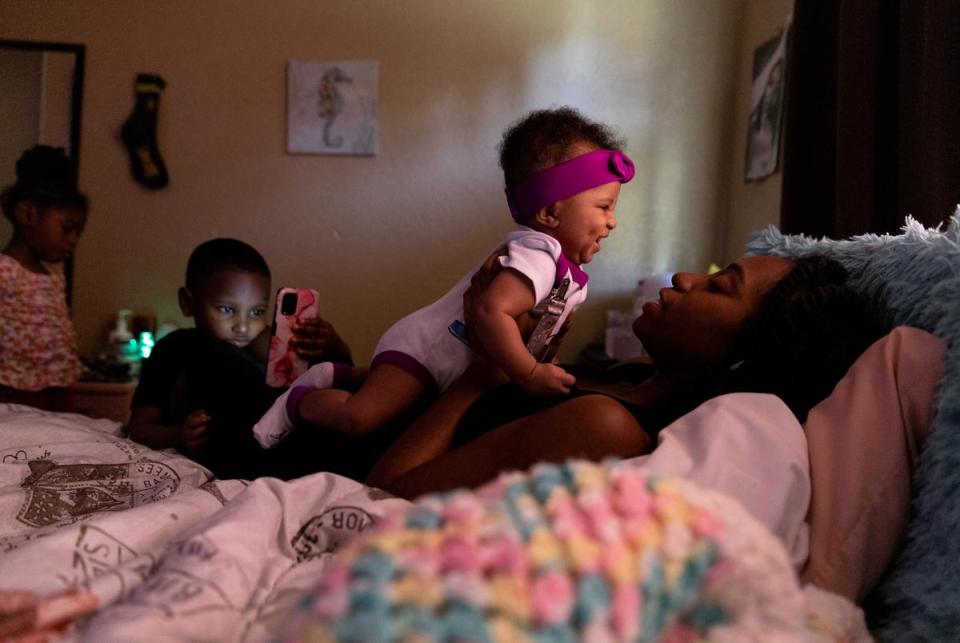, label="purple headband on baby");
[505,149,635,223]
